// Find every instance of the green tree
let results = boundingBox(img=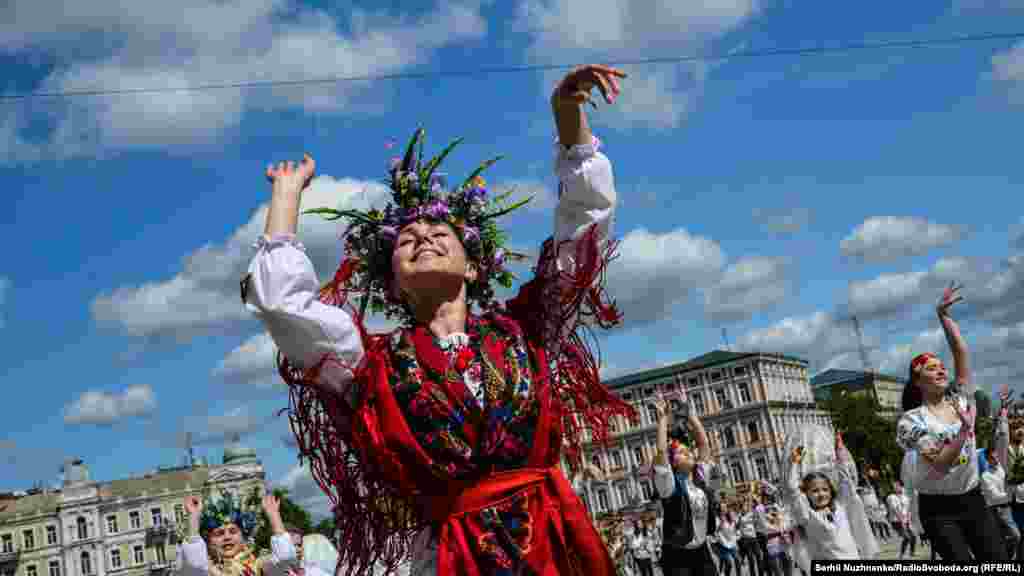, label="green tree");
[245,487,313,553]
[824,392,903,489]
